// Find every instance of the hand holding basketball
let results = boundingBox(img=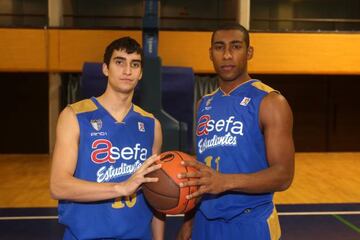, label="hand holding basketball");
[142,151,199,215]
[119,154,161,196]
[178,160,226,199]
